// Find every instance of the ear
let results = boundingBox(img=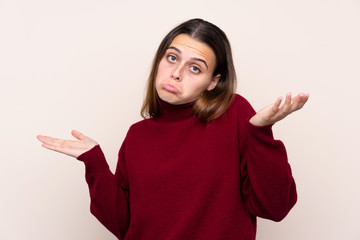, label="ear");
[207,74,221,91]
